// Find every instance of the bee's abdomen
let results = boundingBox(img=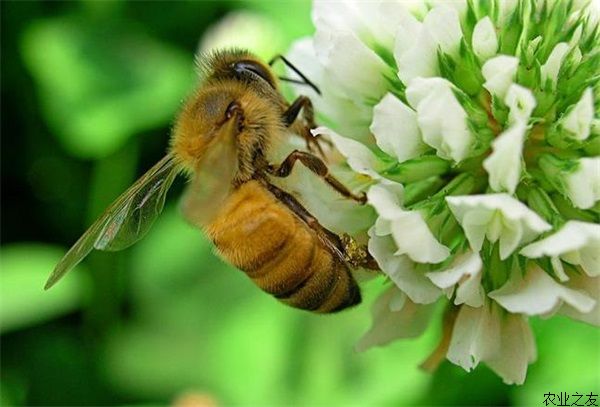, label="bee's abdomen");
[205,181,360,313]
